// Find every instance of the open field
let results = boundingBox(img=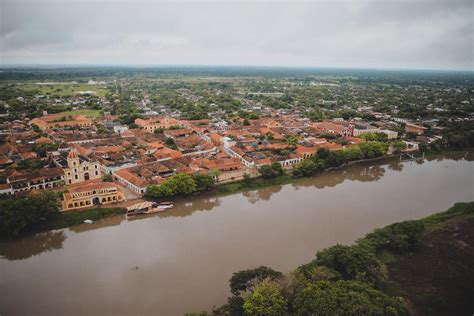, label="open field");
[60,109,102,117]
[18,83,110,97]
